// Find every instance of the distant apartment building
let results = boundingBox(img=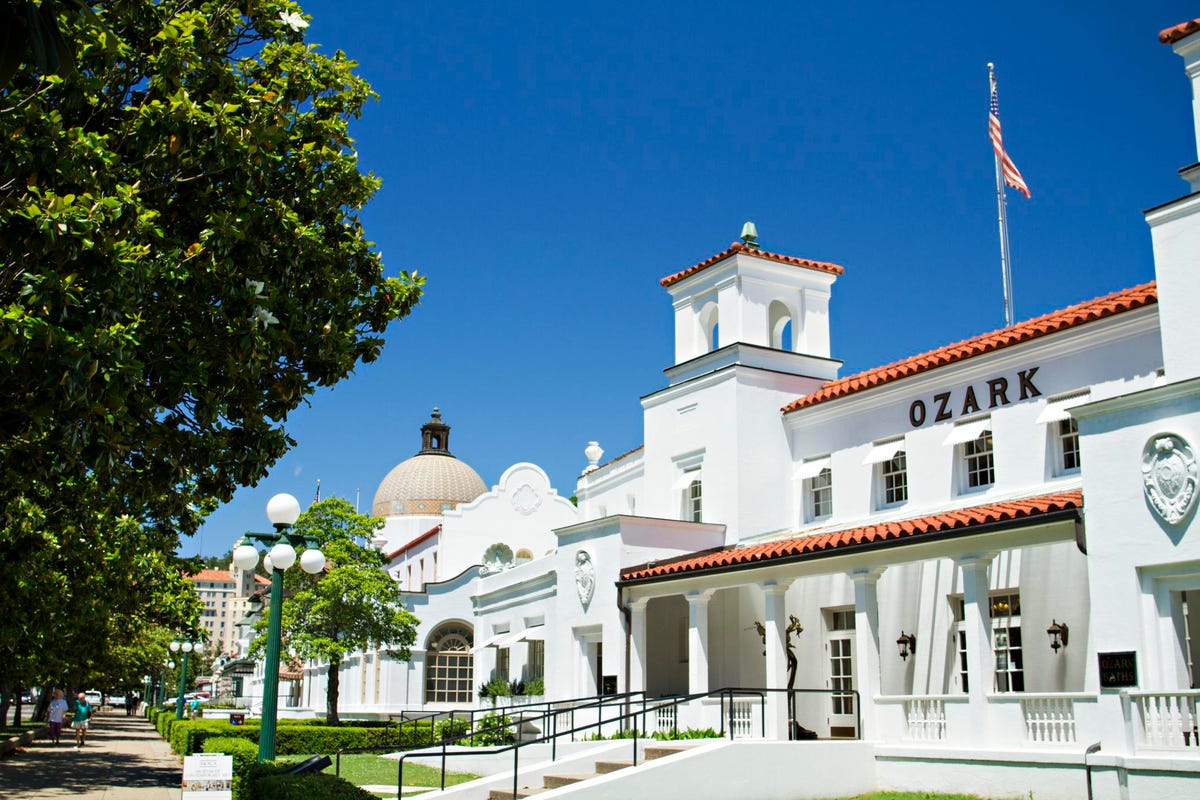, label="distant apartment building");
[189,566,262,656]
